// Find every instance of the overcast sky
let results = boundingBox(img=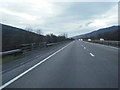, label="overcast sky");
[0,0,118,37]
